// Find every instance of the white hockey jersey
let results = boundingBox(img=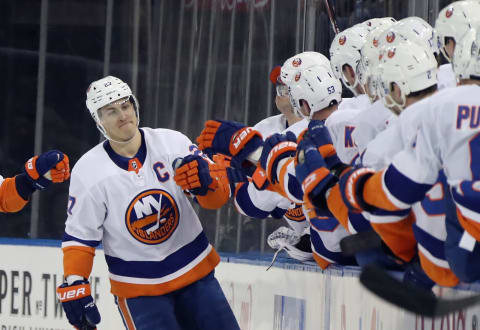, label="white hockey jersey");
[62,128,219,298]
[326,94,371,164]
[437,63,457,91]
[351,100,396,156]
